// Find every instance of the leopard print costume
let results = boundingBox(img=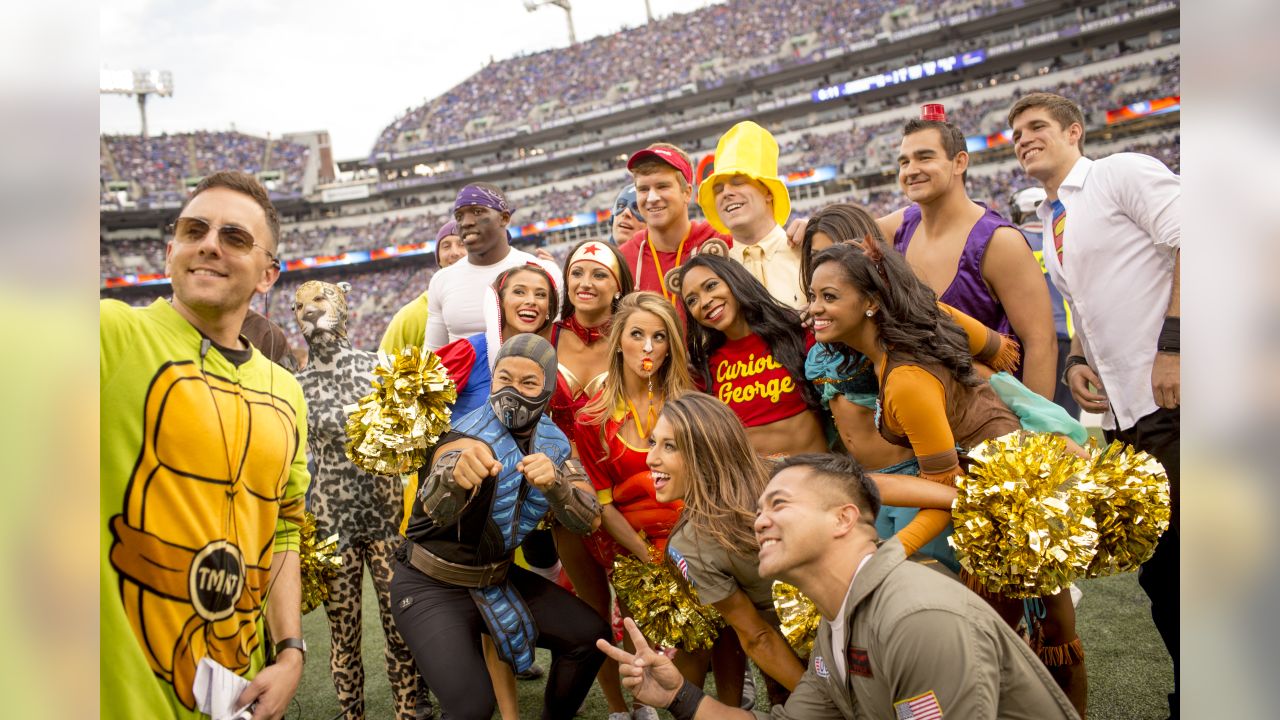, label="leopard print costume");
[294,280,429,720]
